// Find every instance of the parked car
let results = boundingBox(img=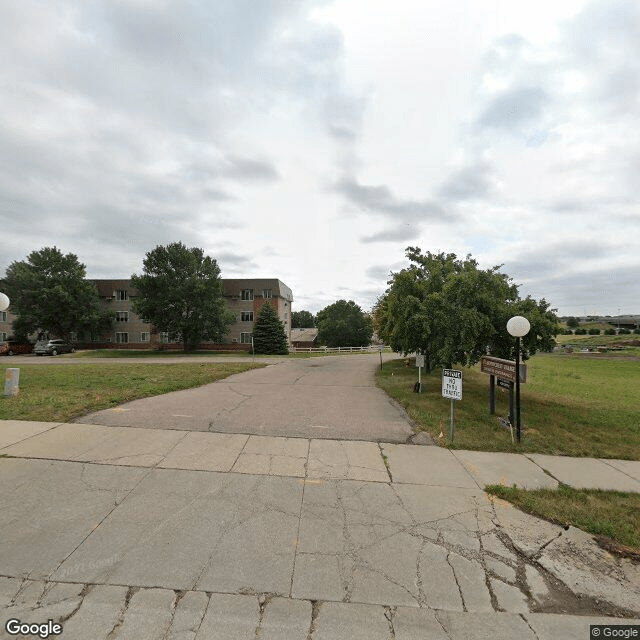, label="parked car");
[33,339,75,356]
[0,340,34,356]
